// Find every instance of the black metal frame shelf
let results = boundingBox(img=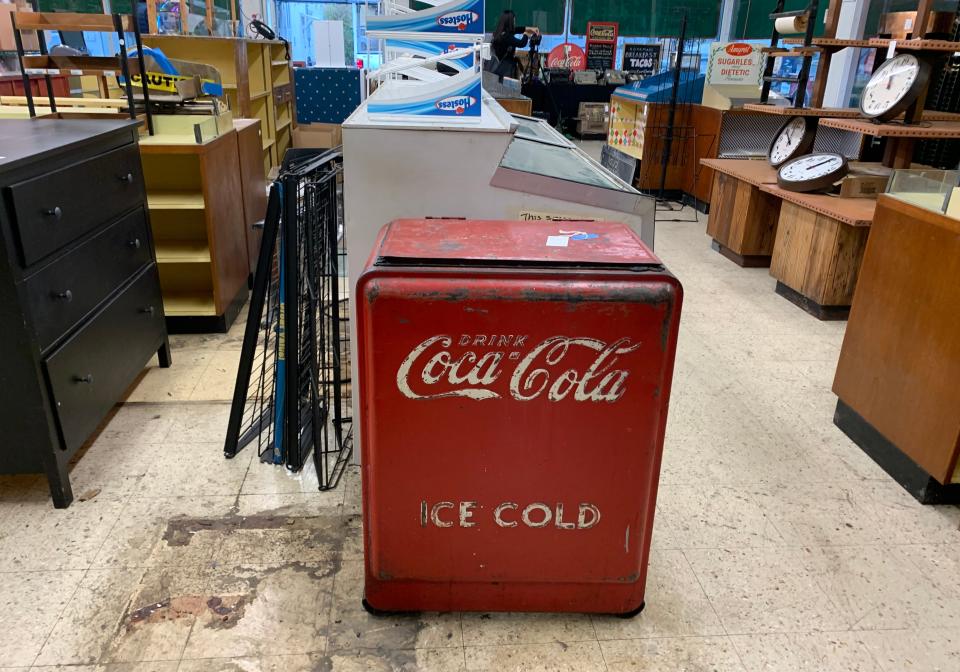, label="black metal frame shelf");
[10,8,153,134]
